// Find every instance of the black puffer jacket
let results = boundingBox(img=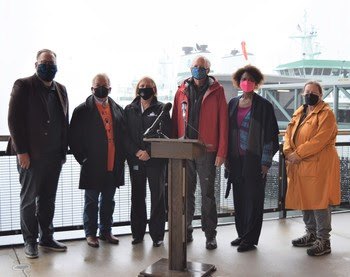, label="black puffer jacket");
[124,96,171,166]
